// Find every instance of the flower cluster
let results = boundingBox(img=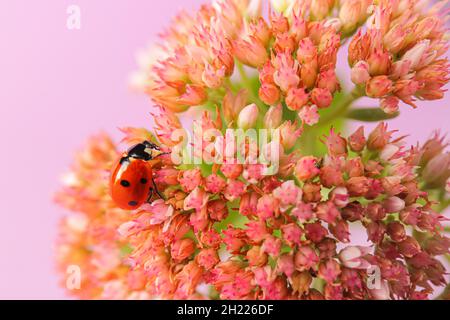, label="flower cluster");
[55,134,151,299]
[143,0,248,112]
[57,122,450,299]
[56,0,450,300]
[253,10,341,125]
[348,0,450,113]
